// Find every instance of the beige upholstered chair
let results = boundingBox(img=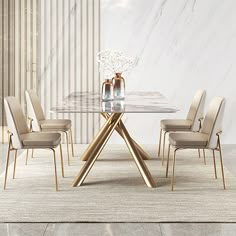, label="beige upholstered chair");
[166,97,226,191]
[4,97,64,191]
[25,90,74,165]
[158,90,206,165]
